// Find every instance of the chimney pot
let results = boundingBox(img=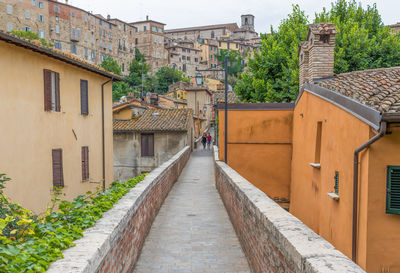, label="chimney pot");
[146,15,149,21]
